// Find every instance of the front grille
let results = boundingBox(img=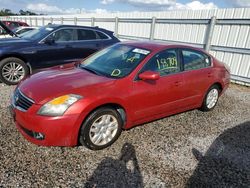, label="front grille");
[13,89,34,111]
